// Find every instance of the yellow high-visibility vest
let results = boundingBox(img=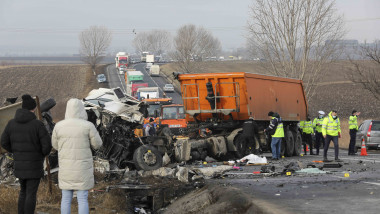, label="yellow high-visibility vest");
[302,121,313,134]
[272,117,284,138]
[322,112,341,136]
[349,115,358,130]
[313,117,324,133]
